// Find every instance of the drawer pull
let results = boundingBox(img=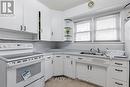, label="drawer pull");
[115,82,123,85]
[47,57,51,59]
[78,58,83,60]
[56,56,61,57]
[52,60,53,64]
[115,69,123,72]
[66,56,70,58]
[115,63,123,65]
[71,61,73,65]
